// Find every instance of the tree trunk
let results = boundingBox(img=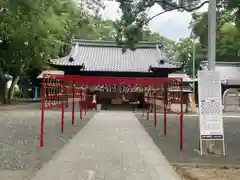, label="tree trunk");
[0,80,7,103]
[7,76,19,103]
[22,86,29,98]
[0,71,7,103]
